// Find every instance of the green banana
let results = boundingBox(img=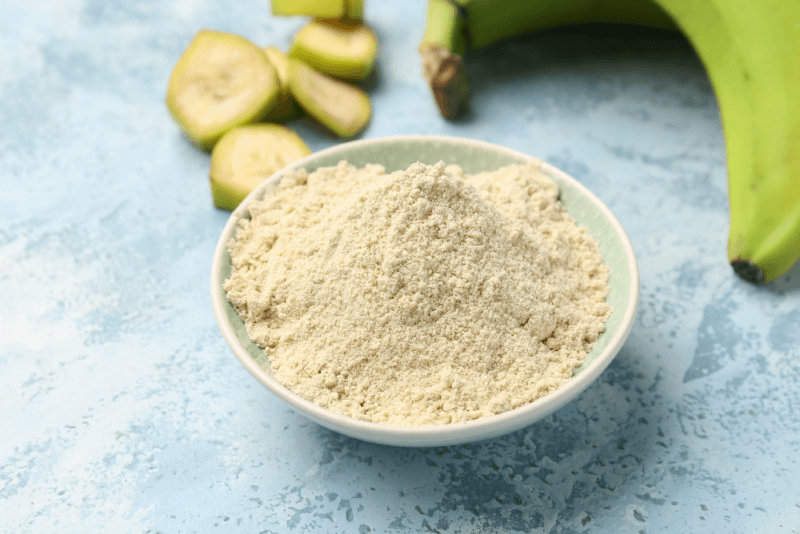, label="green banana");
[420,0,800,284]
[419,0,674,117]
